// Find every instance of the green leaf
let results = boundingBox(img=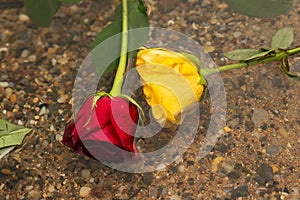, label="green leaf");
[0,119,32,149]
[244,49,276,61]
[271,25,294,49]
[224,49,259,61]
[91,0,149,76]
[24,0,61,27]
[225,0,293,18]
[58,0,81,3]
[0,146,15,159]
